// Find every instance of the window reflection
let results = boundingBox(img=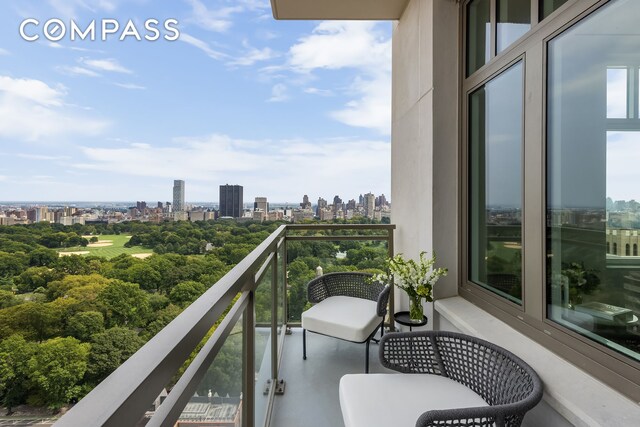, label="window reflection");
[469,62,523,304]
[547,0,640,362]
[467,0,491,76]
[497,0,531,53]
